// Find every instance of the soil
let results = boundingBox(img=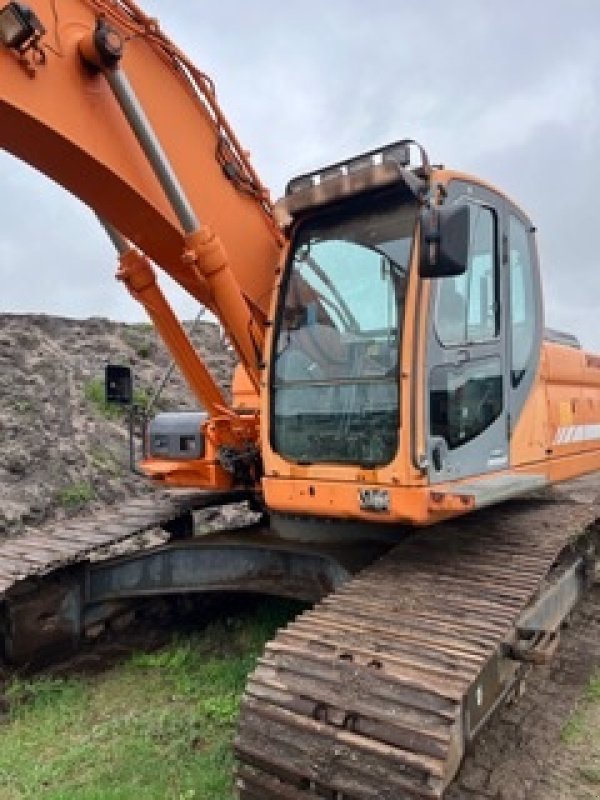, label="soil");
[448,588,600,800]
[0,313,234,536]
[0,312,599,798]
